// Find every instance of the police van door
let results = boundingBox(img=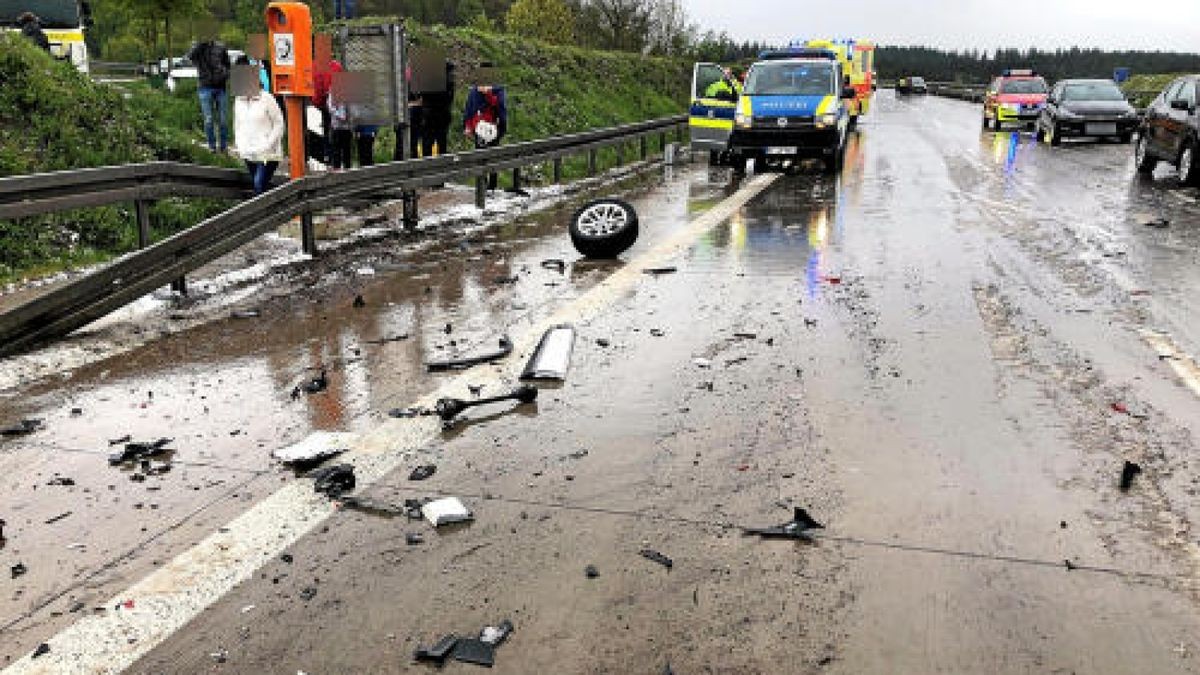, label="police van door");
[690,62,736,159]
